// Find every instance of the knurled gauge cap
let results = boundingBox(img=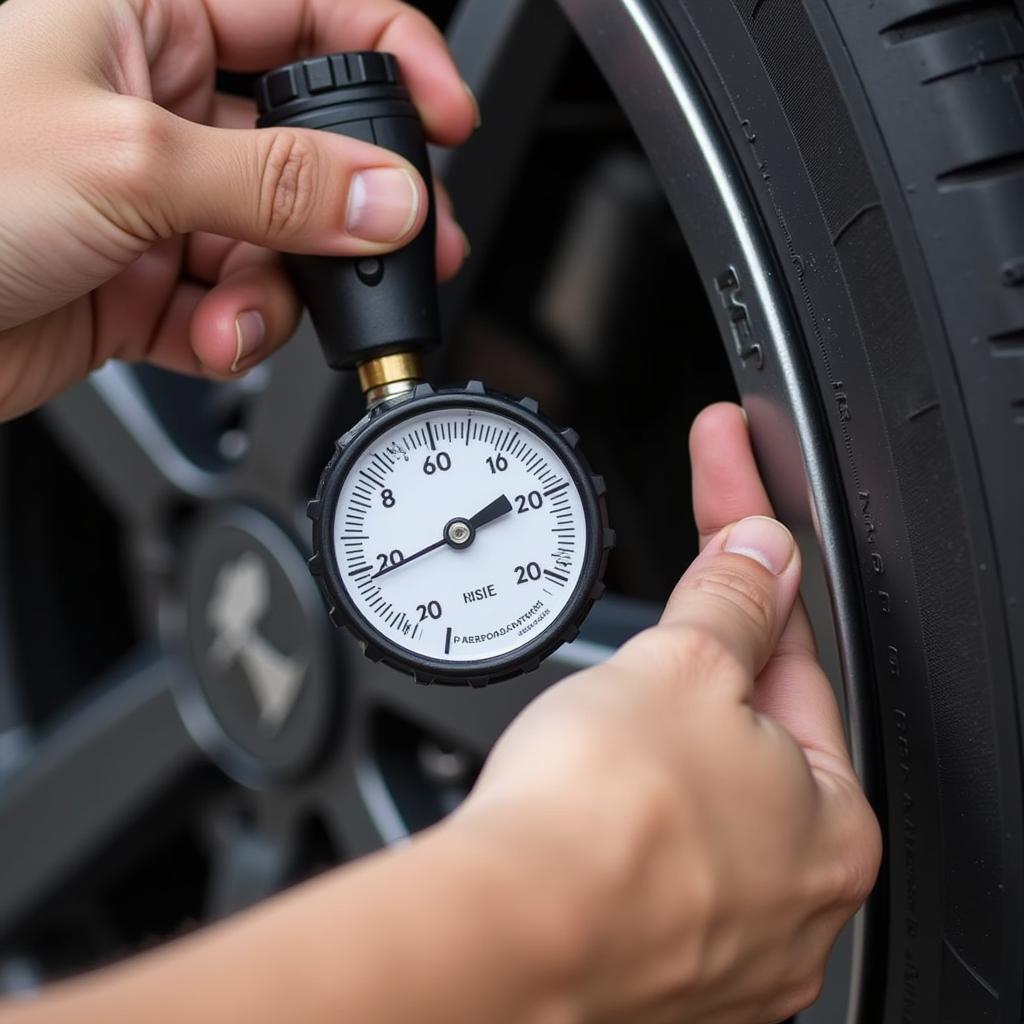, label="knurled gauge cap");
[256,52,402,120]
